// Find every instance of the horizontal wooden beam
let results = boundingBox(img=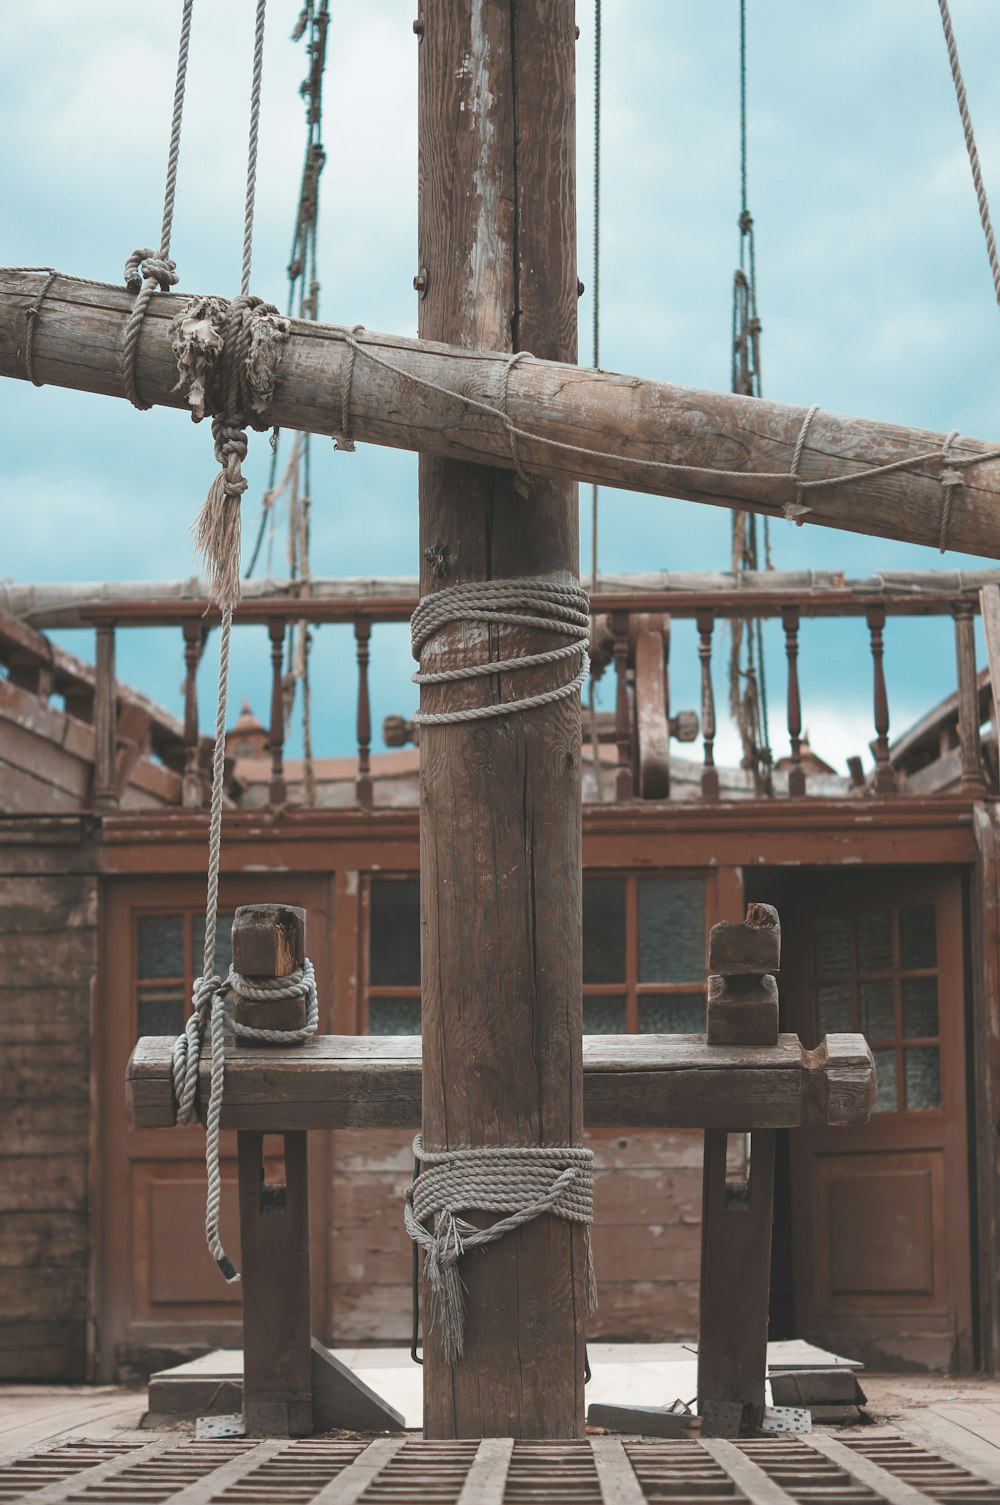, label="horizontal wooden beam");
[127,1031,875,1132]
[6,569,1000,629]
[3,269,1000,557]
